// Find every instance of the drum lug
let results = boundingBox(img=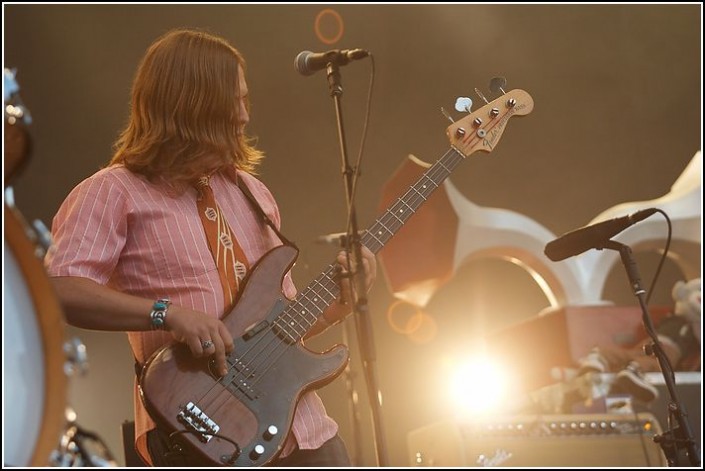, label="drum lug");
[63,337,88,376]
